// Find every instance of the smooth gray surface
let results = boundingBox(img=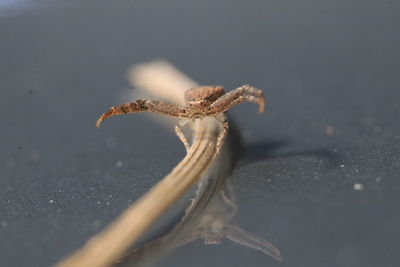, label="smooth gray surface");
[1,0,399,266]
